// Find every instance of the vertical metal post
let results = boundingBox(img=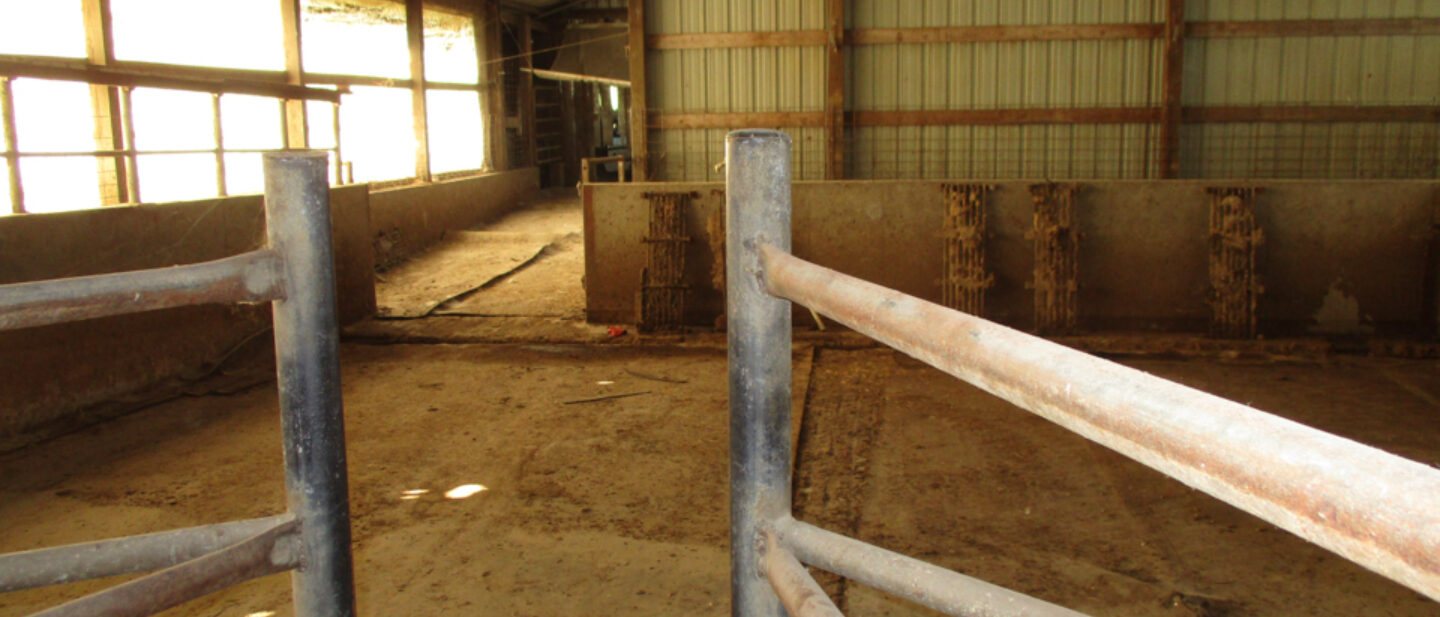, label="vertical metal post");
[1,76,25,214]
[212,93,227,197]
[119,86,139,204]
[263,151,356,617]
[725,129,792,617]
